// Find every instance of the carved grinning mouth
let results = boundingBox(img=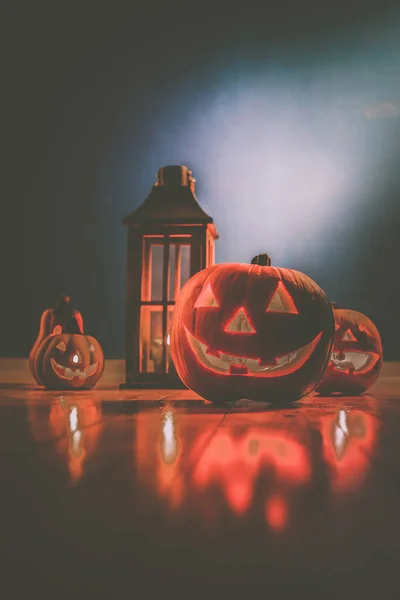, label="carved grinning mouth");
[50,358,98,380]
[184,326,322,377]
[331,351,379,374]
